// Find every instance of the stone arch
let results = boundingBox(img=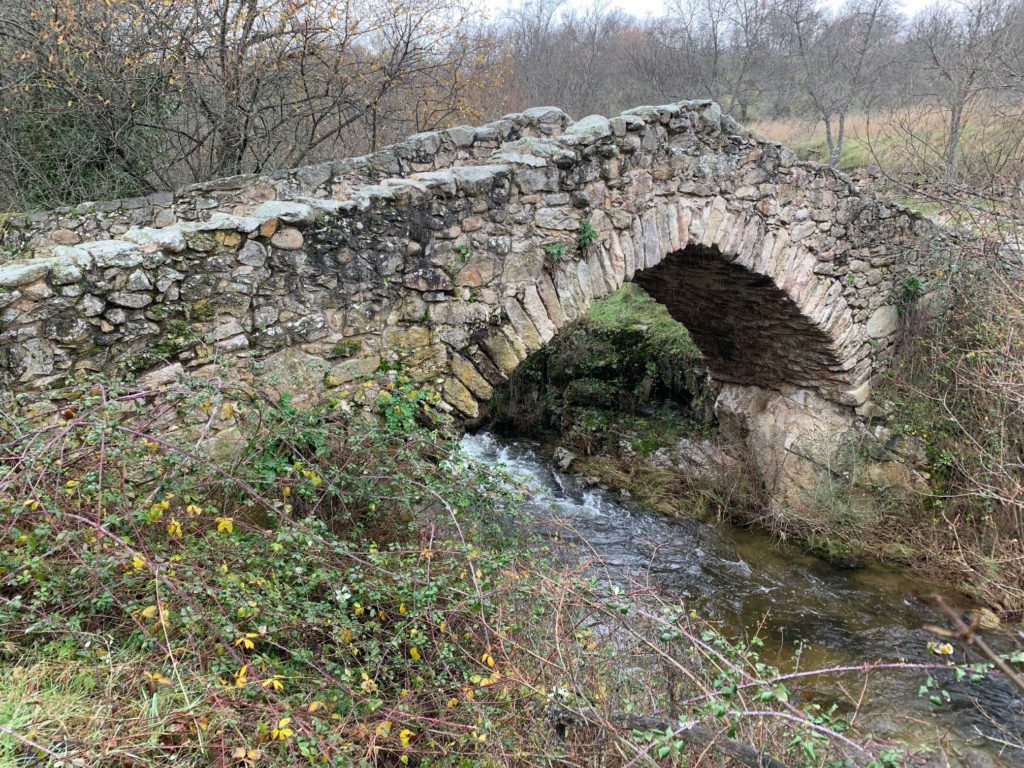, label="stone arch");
[636,245,850,392]
[455,195,869,420]
[442,195,878,507]
[628,199,868,404]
